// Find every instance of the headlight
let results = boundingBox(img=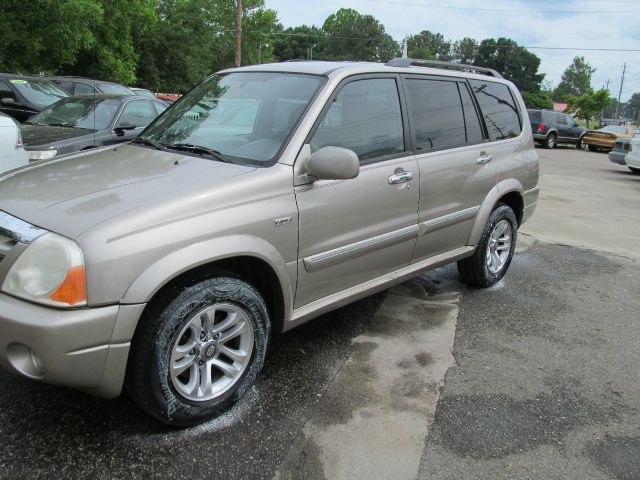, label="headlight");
[27,150,57,161]
[2,233,87,307]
